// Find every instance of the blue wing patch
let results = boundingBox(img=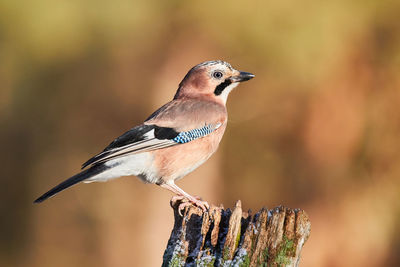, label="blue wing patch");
[173,124,221,144]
